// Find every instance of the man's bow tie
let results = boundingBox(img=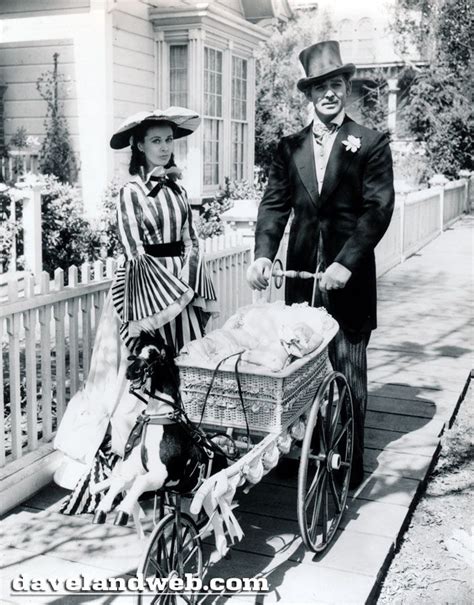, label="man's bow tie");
[313,122,338,144]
